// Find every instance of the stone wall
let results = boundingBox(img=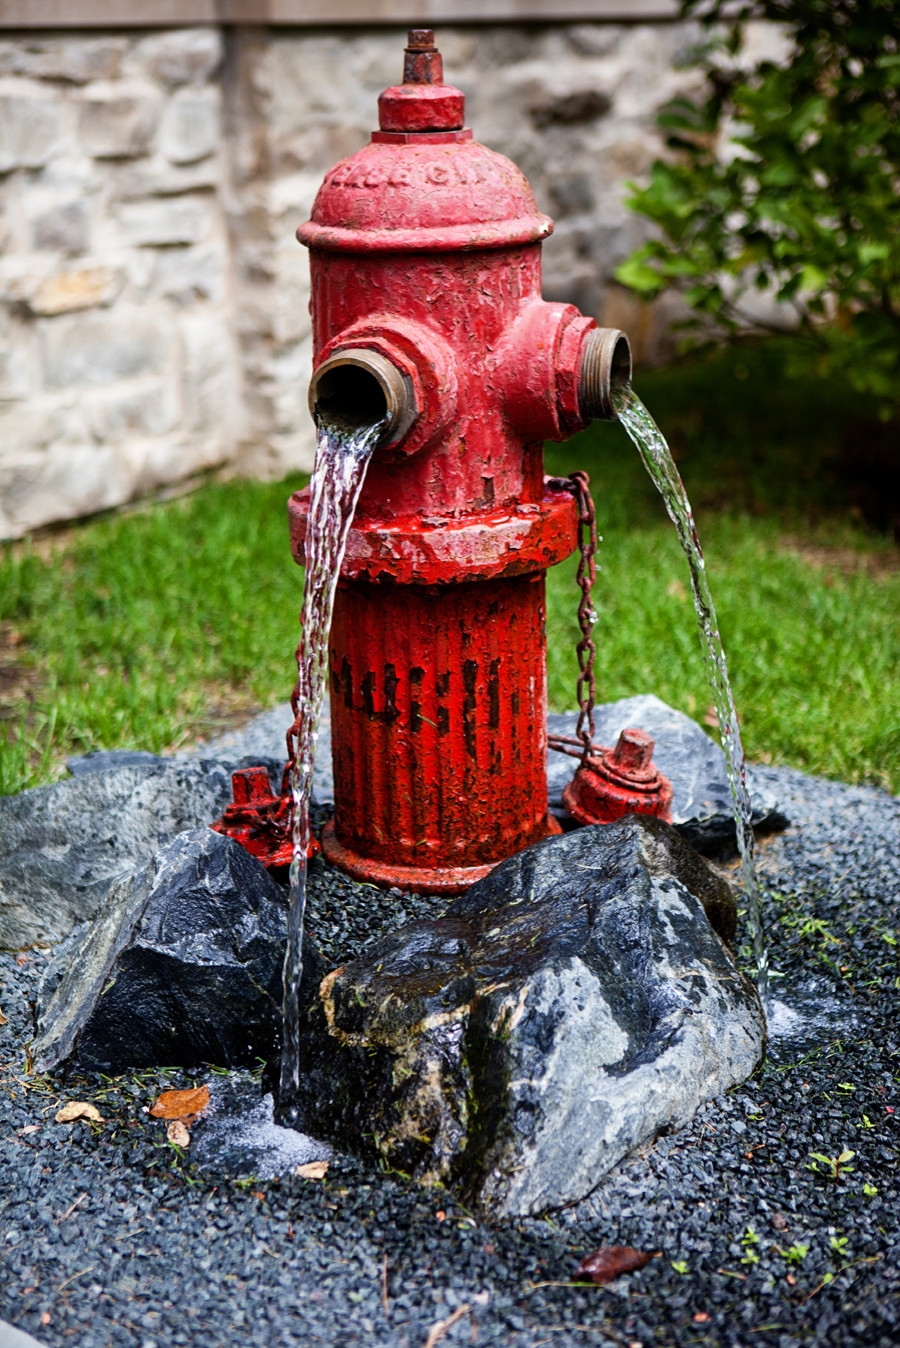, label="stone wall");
[0,20,702,538]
